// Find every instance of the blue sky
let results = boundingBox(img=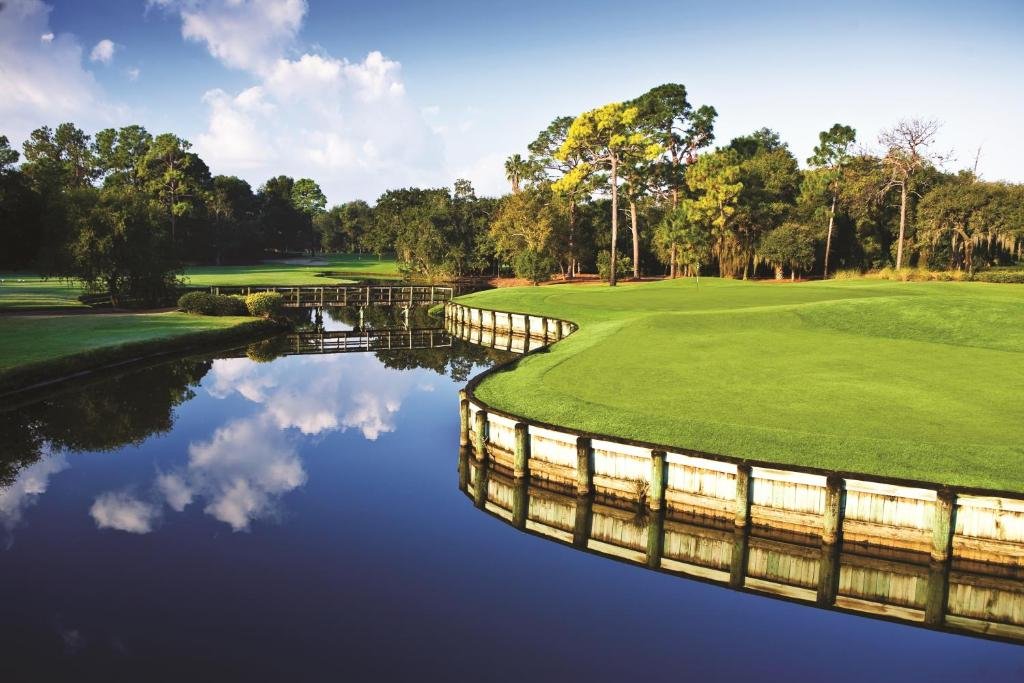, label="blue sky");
[2,0,1022,202]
